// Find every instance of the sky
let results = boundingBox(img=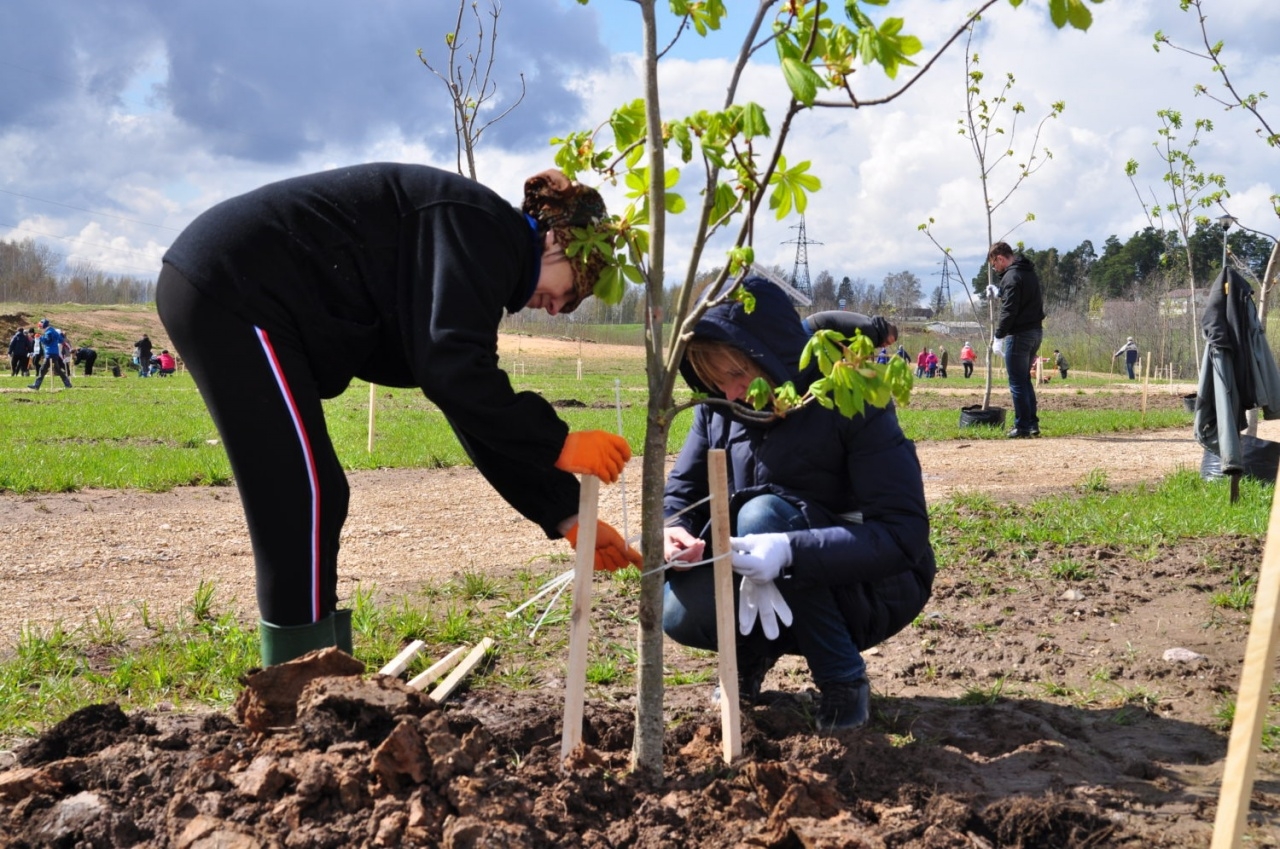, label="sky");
[1,0,1277,303]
